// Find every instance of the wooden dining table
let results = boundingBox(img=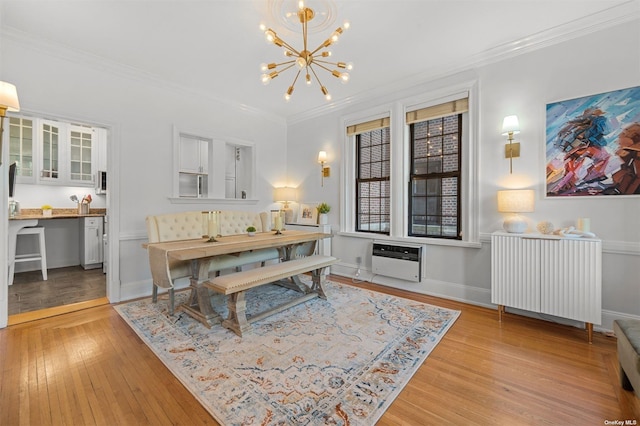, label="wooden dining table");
[146,230,331,327]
